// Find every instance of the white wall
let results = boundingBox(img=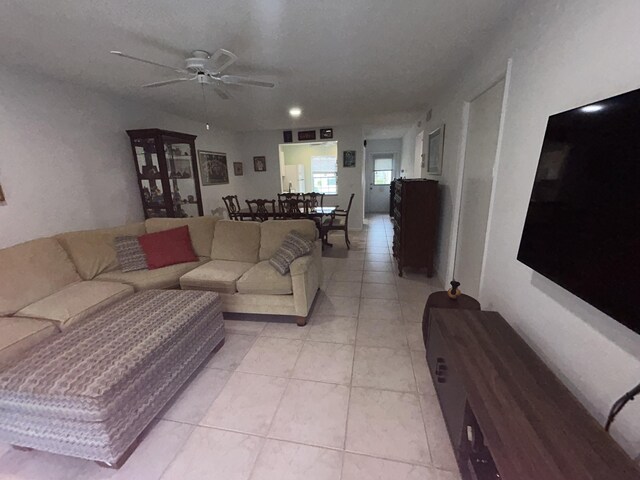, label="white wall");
[0,67,246,248]
[419,0,640,459]
[239,126,365,229]
[400,120,424,178]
